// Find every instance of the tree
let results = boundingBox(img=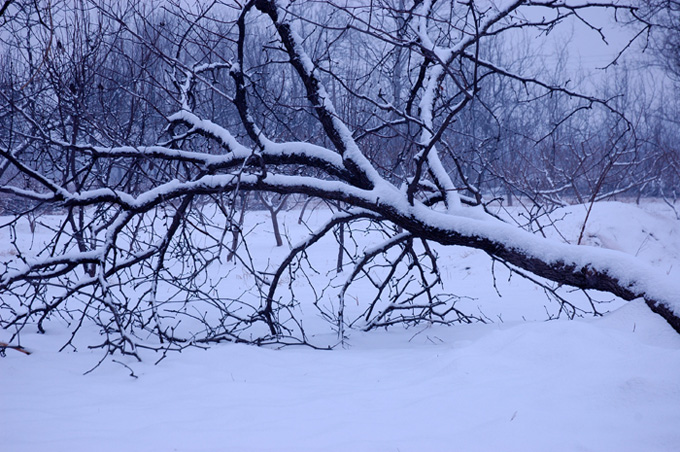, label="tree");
[642,0,680,79]
[1,0,678,361]
[635,1,680,213]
